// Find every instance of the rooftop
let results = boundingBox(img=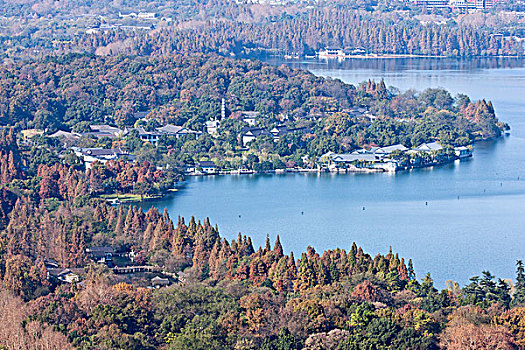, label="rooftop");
[89,125,122,134]
[49,130,80,139]
[72,147,129,157]
[199,161,216,168]
[375,144,408,154]
[157,124,201,135]
[134,127,161,136]
[417,142,444,151]
[241,127,271,137]
[241,111,260,118]
[332,153,383,163]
